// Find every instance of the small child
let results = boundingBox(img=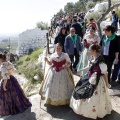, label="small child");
[0,53,16,91]
[0,53,8,91]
